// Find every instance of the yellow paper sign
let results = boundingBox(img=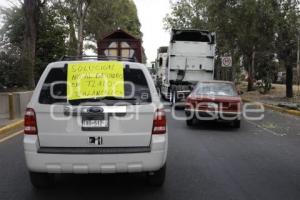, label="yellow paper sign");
[67,61,124,100]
